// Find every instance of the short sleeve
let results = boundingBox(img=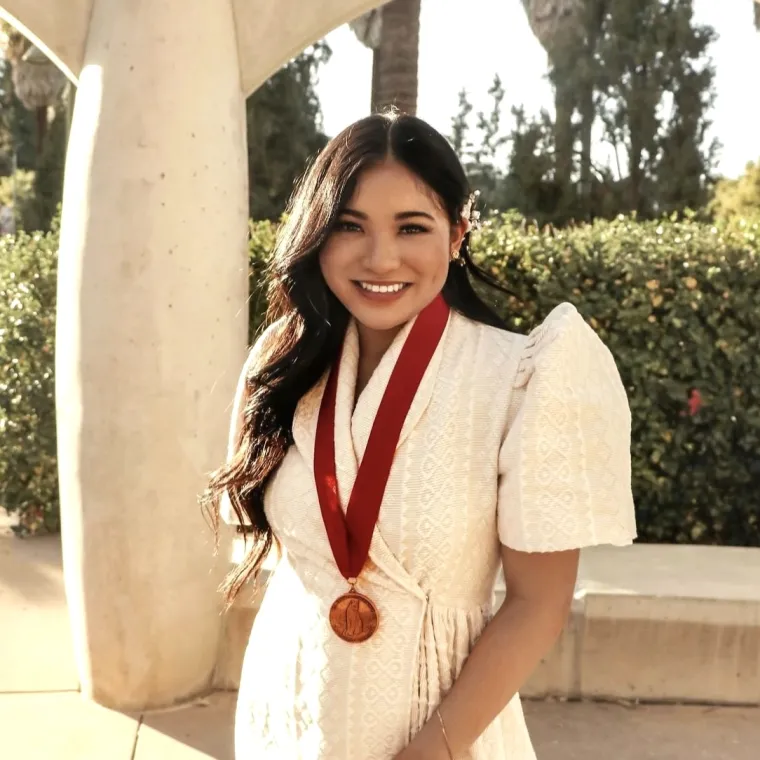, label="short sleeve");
[219,321,281,526]
[497,303,637,552]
